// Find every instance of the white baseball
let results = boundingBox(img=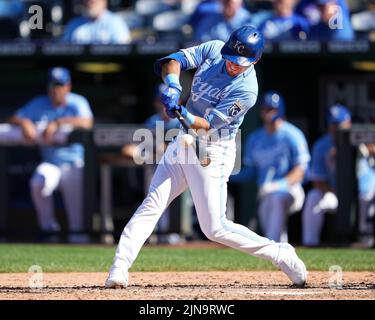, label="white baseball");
[179,134,194,147]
